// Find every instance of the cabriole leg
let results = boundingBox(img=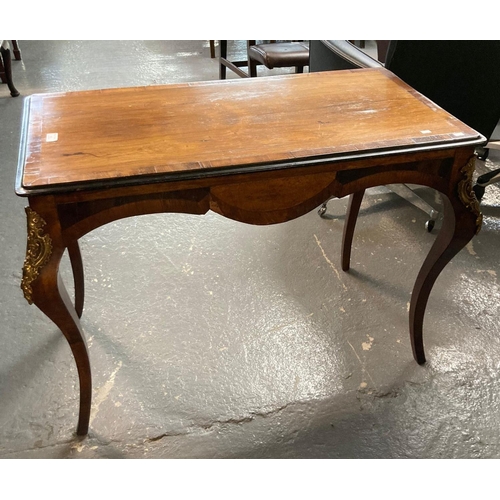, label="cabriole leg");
[67,240,85,318]
[341,190,365,272]
[21,206,91,436]
[409,158,482,364]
